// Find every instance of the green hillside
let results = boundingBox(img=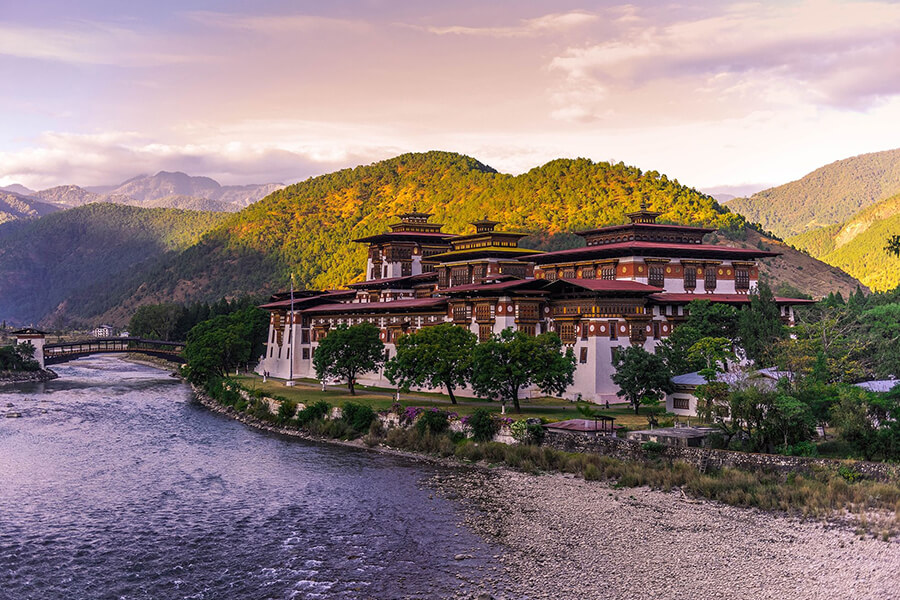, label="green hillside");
[73,152,751,322]
[729,148,900,237]
[0,203,229,326]
[73,152,867,326]
[788,194,900,291]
